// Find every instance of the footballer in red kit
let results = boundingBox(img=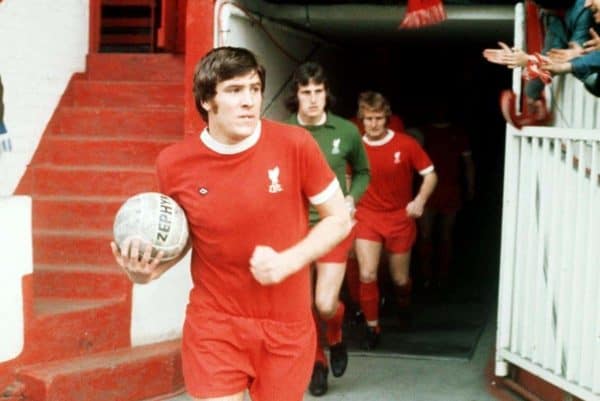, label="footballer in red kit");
[354,92,437,350]
[111,47,351,401]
